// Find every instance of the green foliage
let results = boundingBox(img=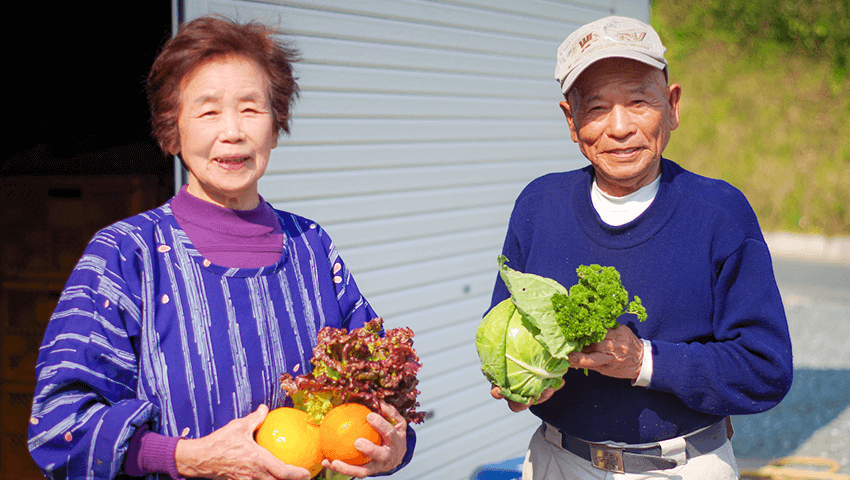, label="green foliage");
[654,0,849,77]
[652,0,850,236]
